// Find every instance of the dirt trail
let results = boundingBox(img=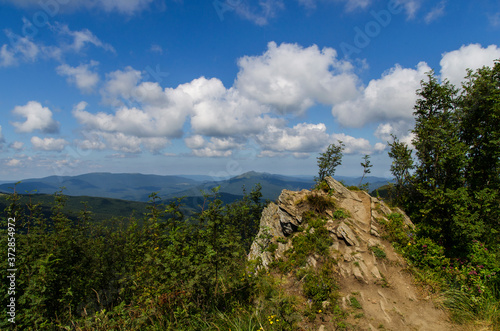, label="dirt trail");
[249,178,467,331]
[330,190,462,331]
